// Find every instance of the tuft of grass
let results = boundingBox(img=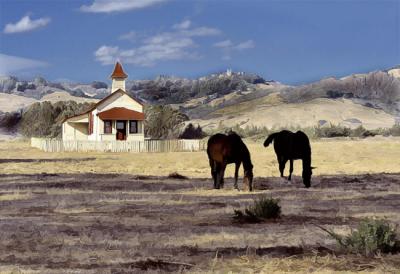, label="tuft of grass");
[234,196,281,223]
[168,172,188,180]
[320,218,399,256]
